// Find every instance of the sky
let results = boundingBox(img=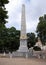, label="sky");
[5,0,46,33]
